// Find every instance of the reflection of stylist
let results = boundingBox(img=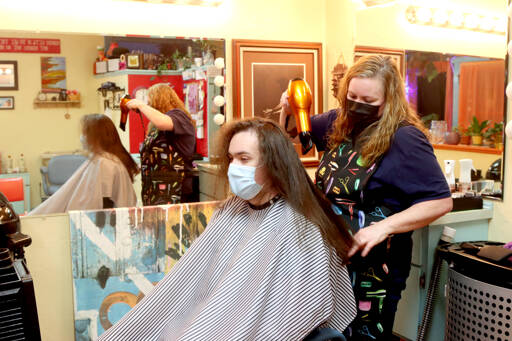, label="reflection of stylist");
[127,83,196,205]
[281,55,452,339]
